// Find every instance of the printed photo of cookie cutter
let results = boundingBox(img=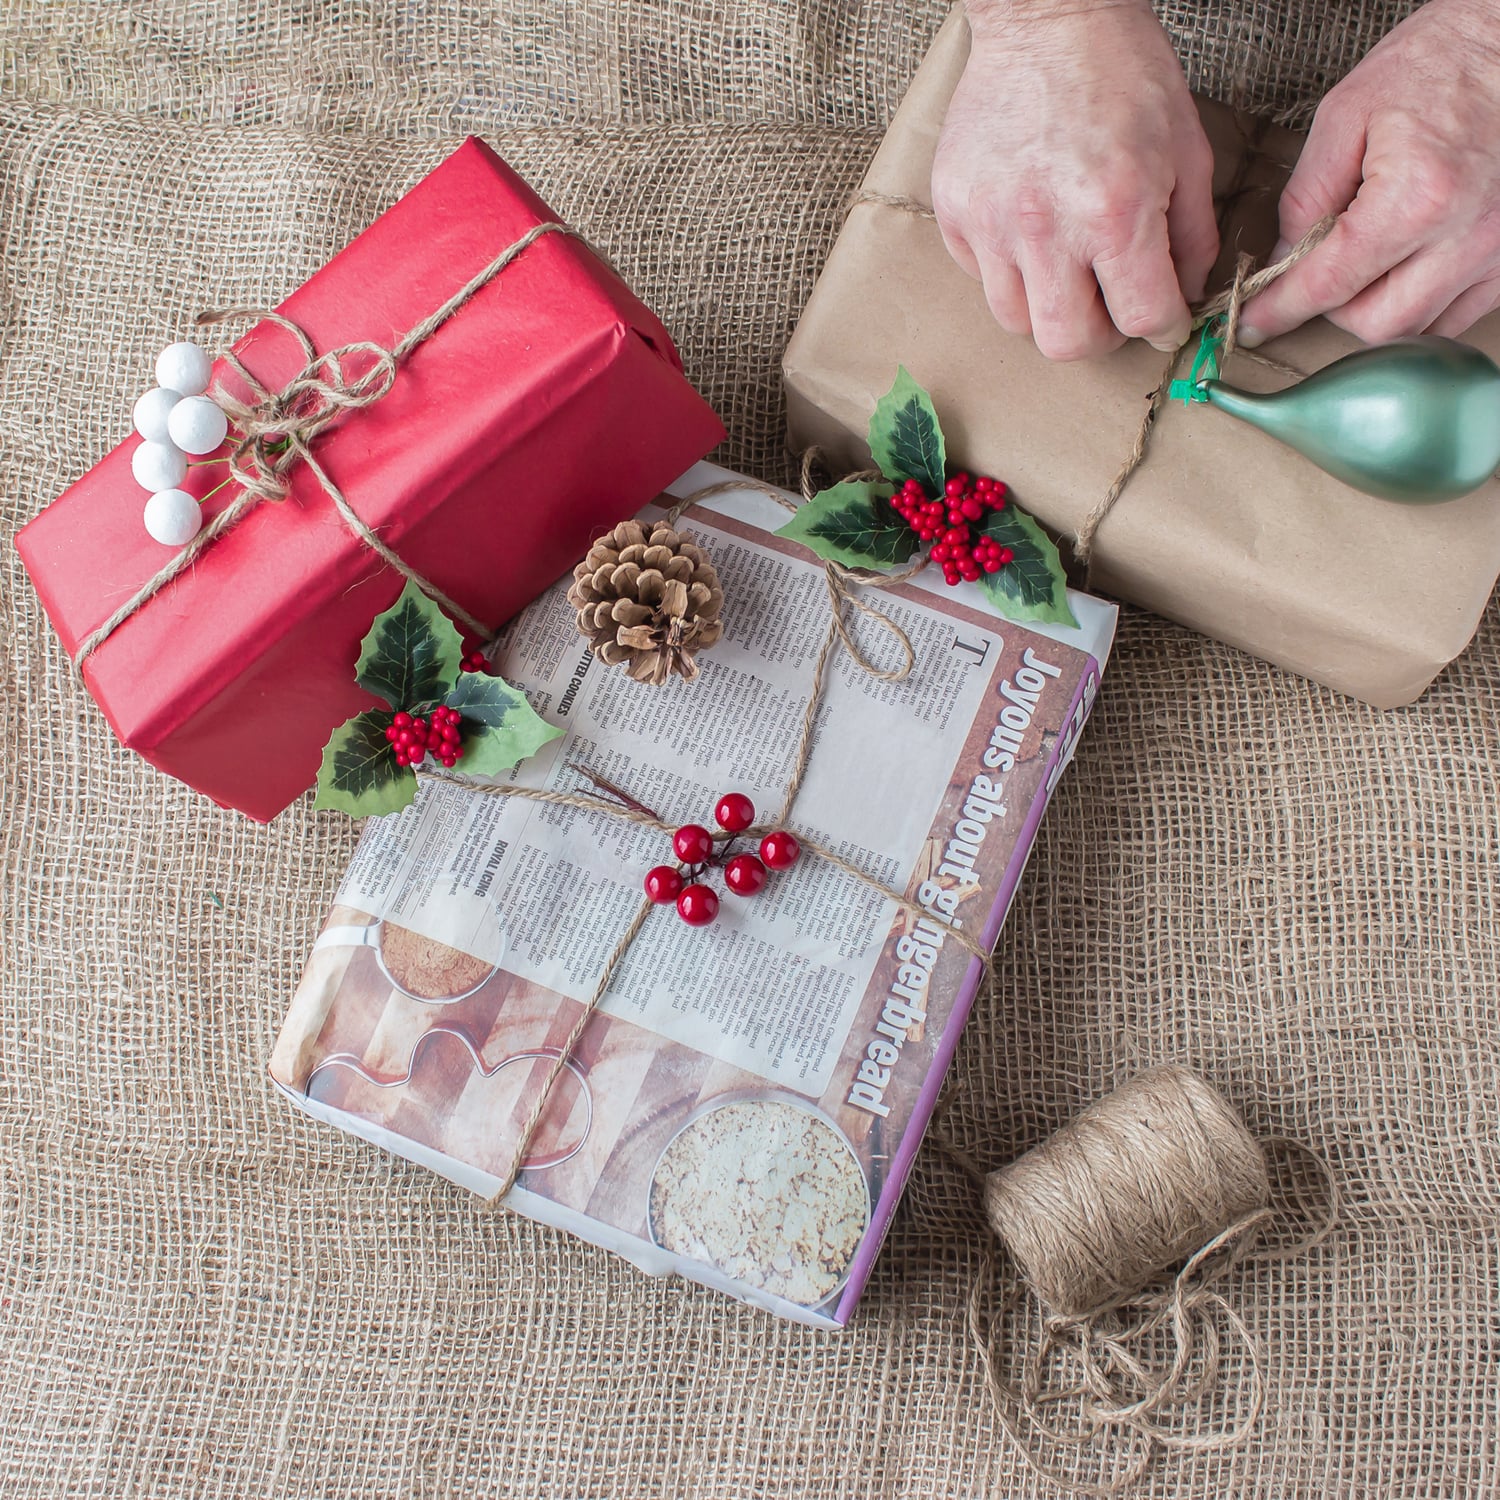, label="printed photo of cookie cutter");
[314,920,503,1006]
[305,1027,593,1171]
